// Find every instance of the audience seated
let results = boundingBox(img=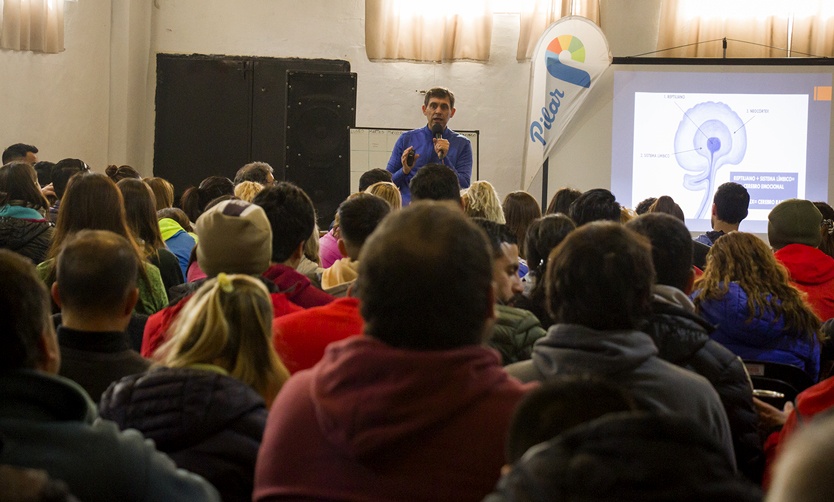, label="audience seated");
[357,167,392,192]
[365,180,402,210]
[252,182,335,307]
[506,222,735,464]
[234,180,265,202]
[0,162,54,264]
[567,188,621,226]
[37,172,168,315]
[472,218,546,365]
[409,163,462,204]
[296,222,324,287]
[157,207,197,278]
[180,175,235,223]
[769,198,834,321]
[102,274,288,502]
[141,199,302,357]
[143,176,175,211]
[503,190,541,262]
[118,178,184,293]
[695,181,750,247]
[0,249,220,501]
[48,159,90,224]
[634,196,657,215]
[234,161,275,186]
[2,143,38,165]
[545,187,581,215]
[627,213,763,481]
[463,180,505,223]
[52,230,150,399]
[104,165,141,183]
[692,231,822,380]
[254,202,537,502]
